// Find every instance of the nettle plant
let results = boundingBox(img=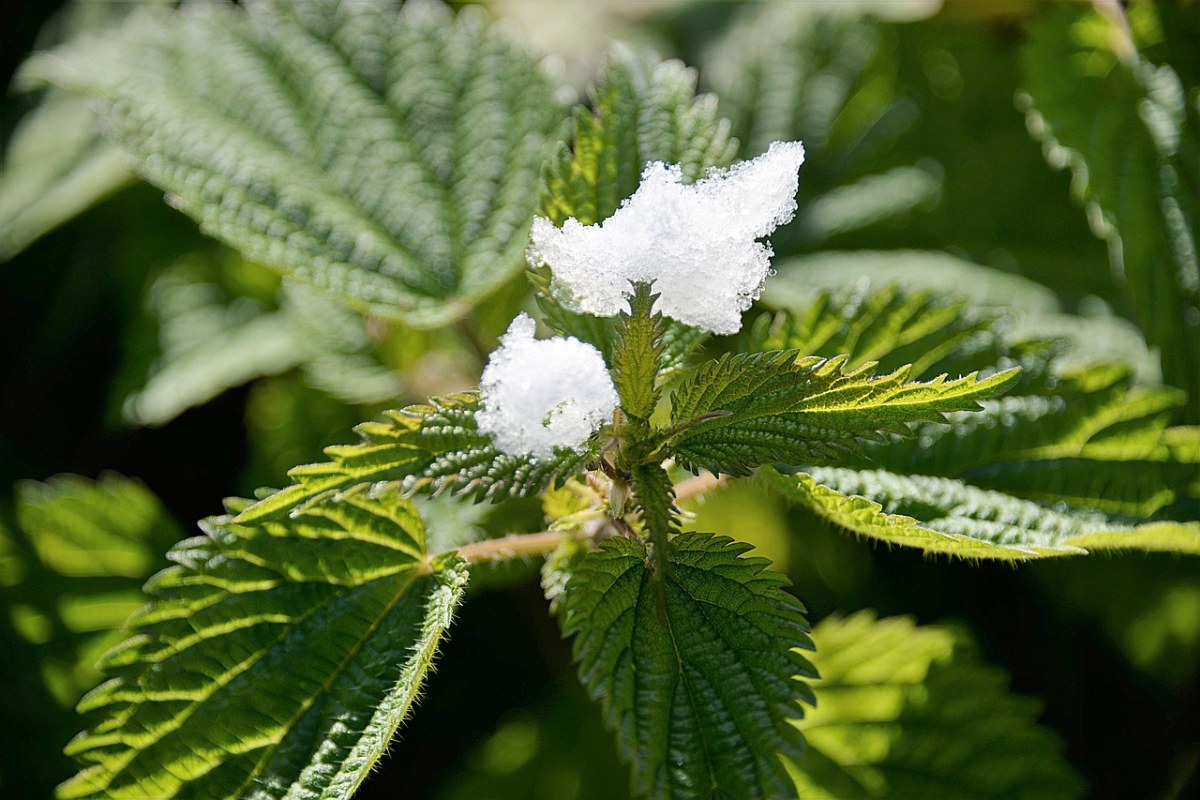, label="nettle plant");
[21,1,1199,798]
